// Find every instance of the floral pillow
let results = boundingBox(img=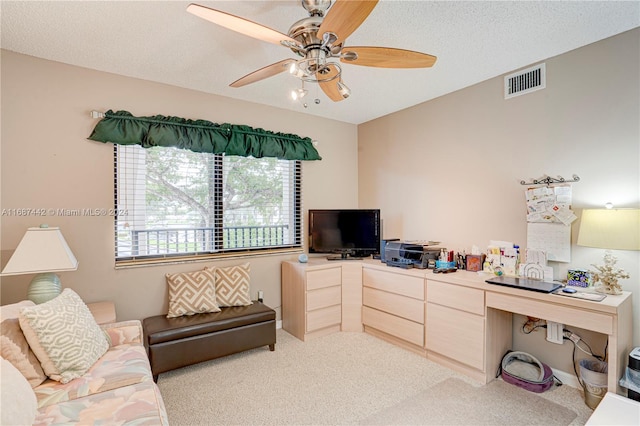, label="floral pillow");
[0,356,38,426]
[0,300,47,388]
